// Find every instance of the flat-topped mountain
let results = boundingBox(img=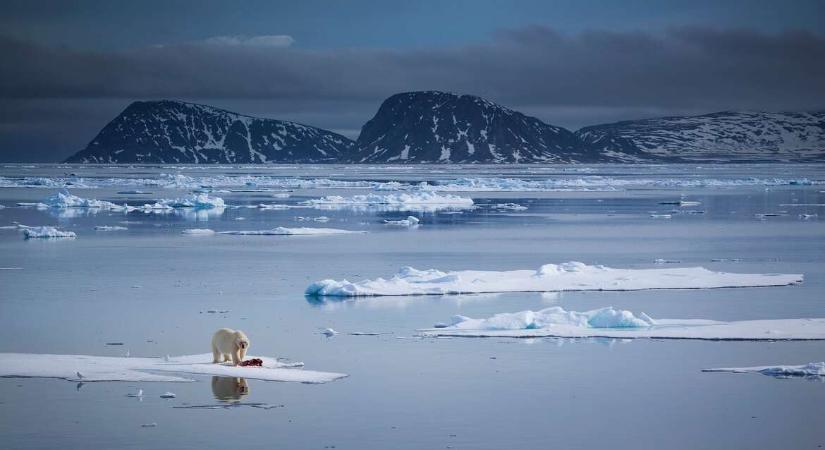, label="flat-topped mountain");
[65,96,825,164]
[65,101,357,164]
[354,91,590,163]
[576,111,825,163]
